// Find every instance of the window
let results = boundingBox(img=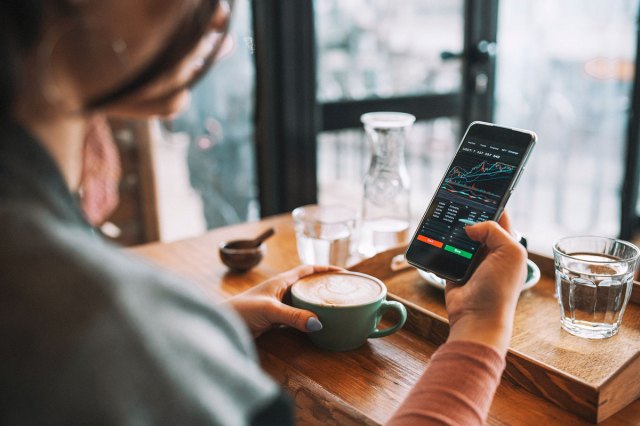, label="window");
[153,0,258,240]
[495,0,638,253]
[151,0,640,257]
[315,0,640,256]
[316,0,463,102]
